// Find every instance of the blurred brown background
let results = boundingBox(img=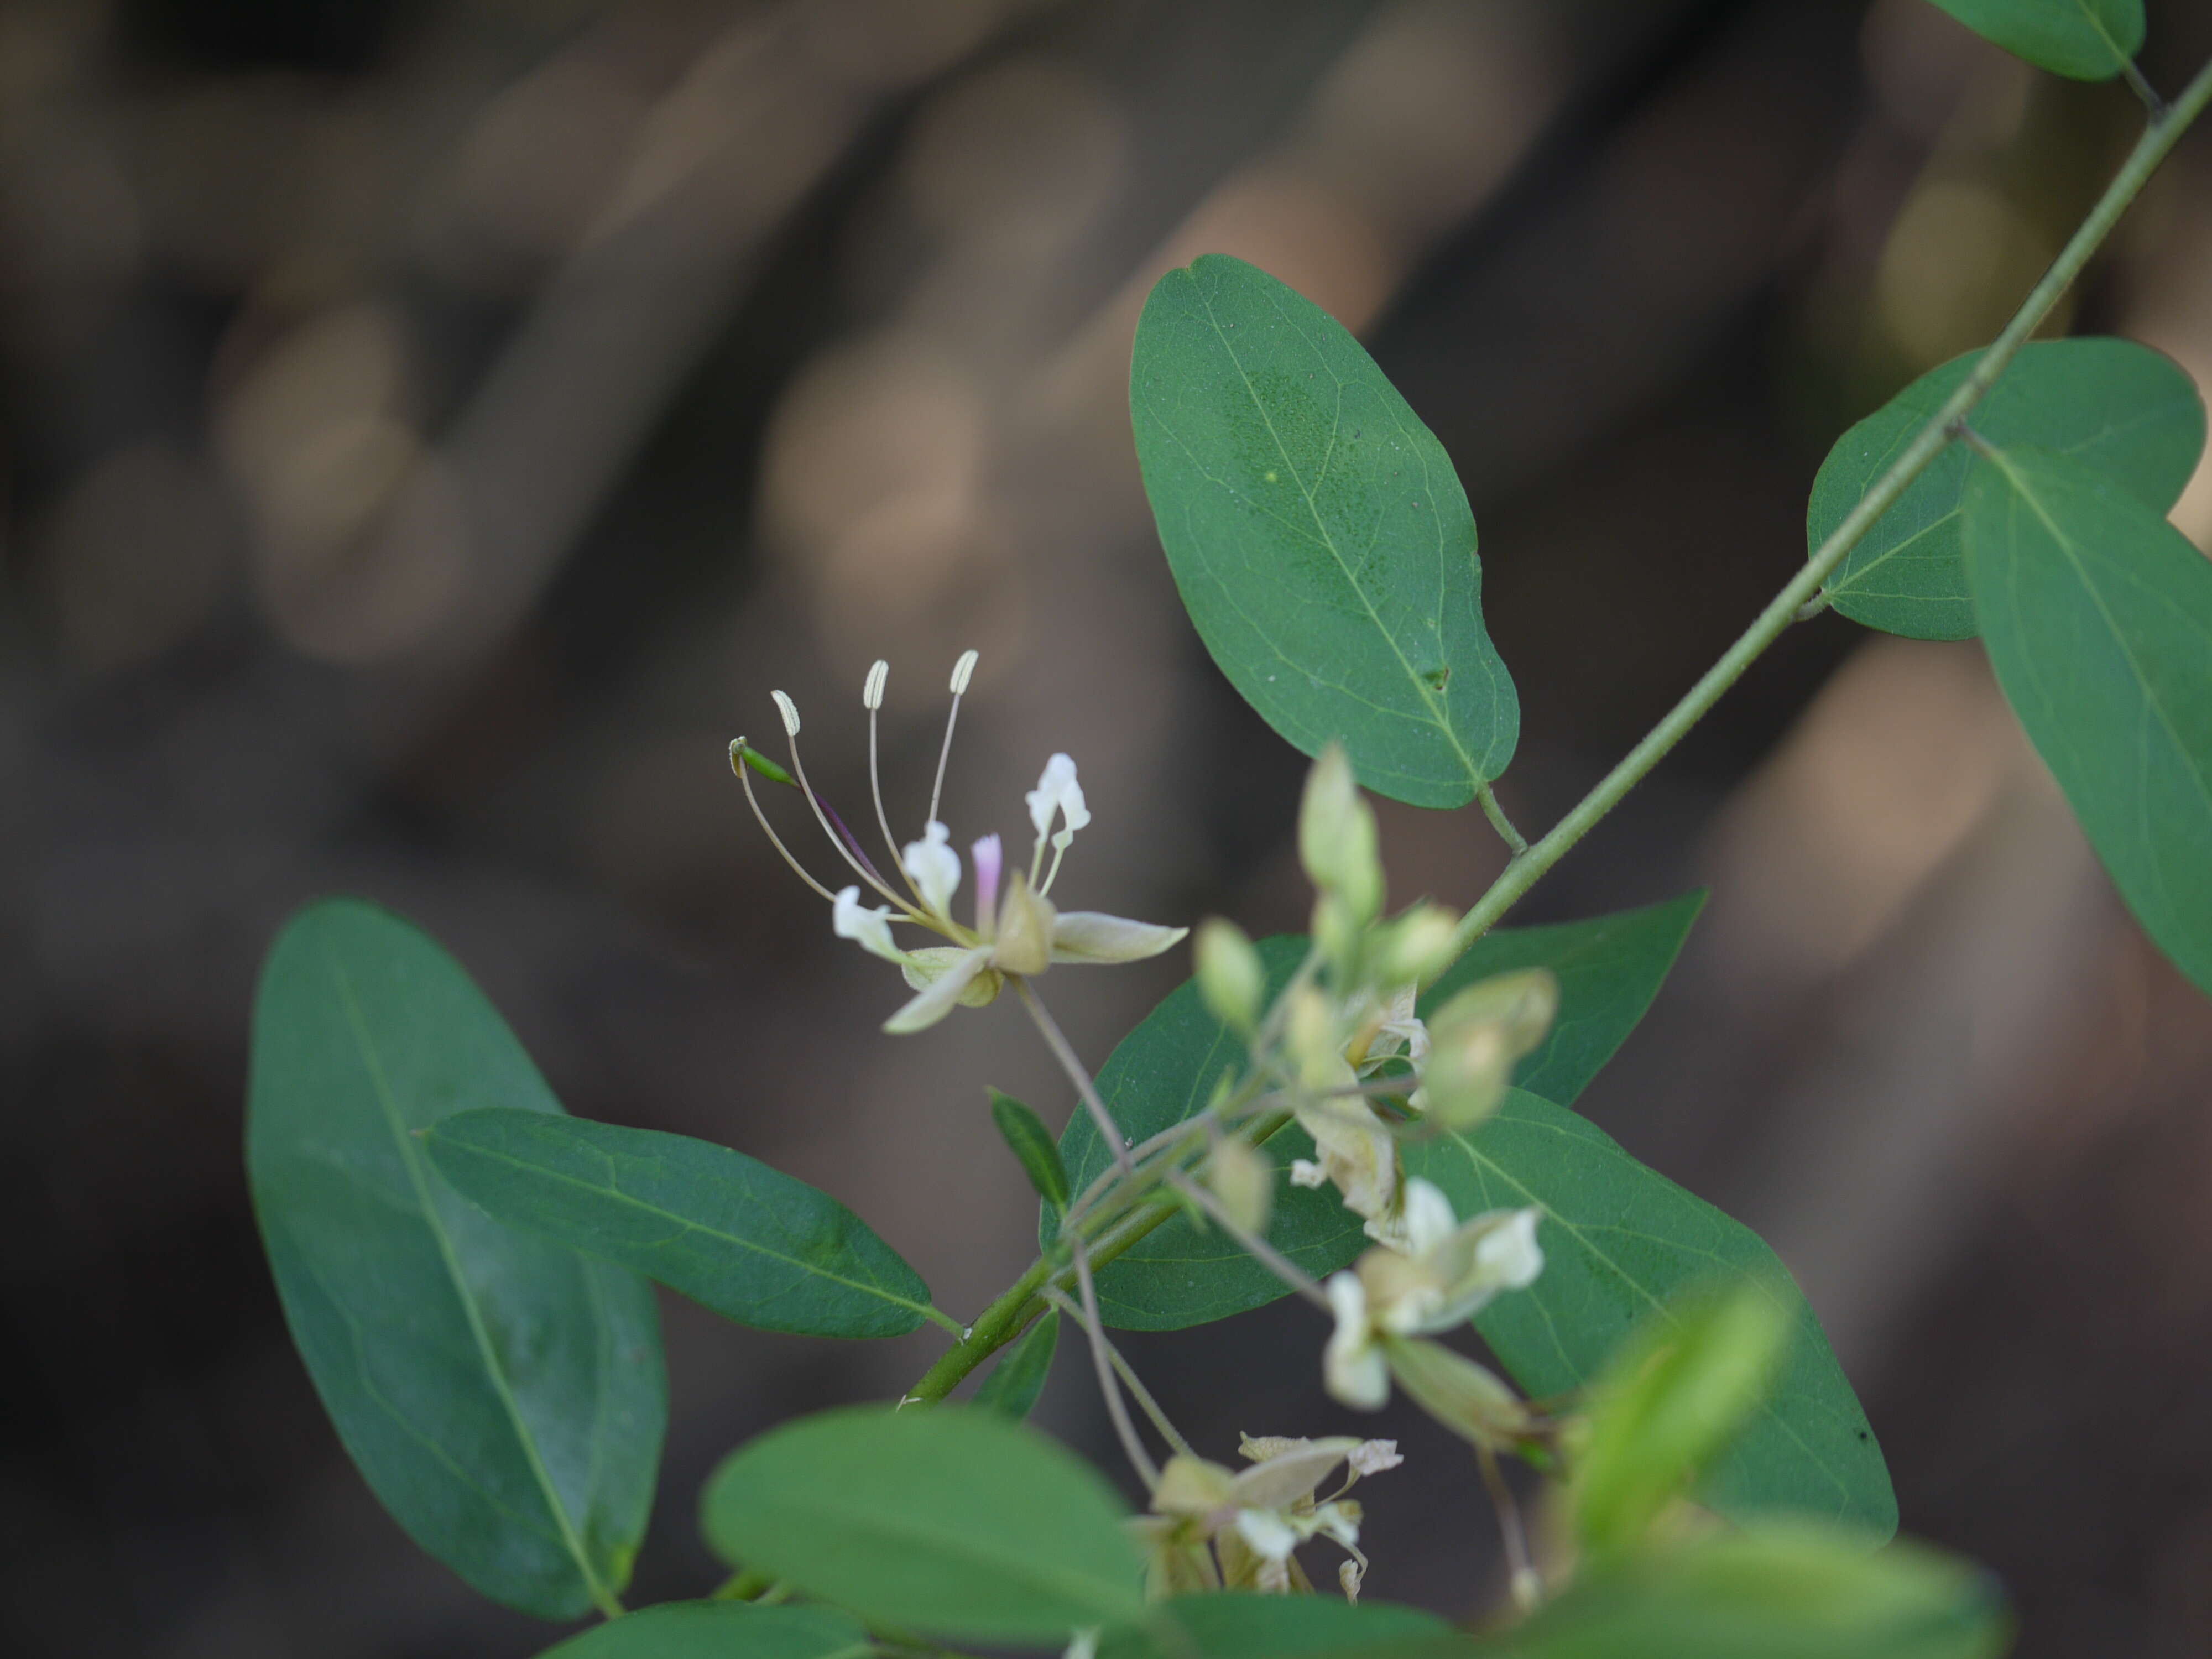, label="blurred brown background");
[4,1,2212,1654]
